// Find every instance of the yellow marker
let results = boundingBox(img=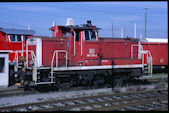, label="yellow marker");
[15,83,21,86]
